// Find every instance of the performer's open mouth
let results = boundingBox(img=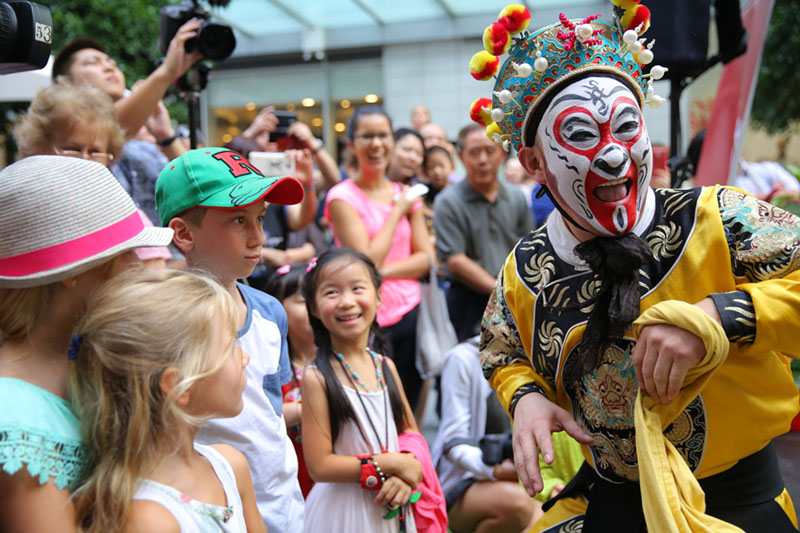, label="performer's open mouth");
[593,177,632,202]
